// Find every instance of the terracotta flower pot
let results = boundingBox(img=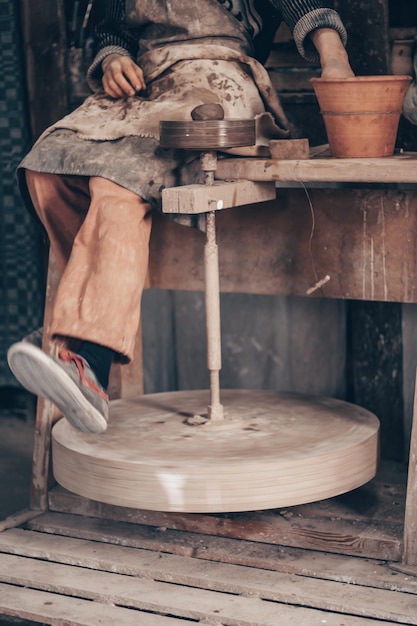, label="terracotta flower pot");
[311,75,412,158]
